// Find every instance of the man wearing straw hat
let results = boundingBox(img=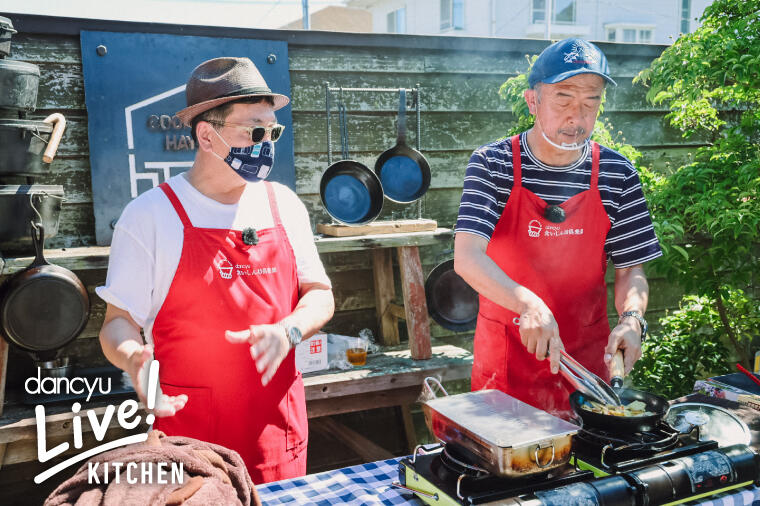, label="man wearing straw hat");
[97,57,334,482]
